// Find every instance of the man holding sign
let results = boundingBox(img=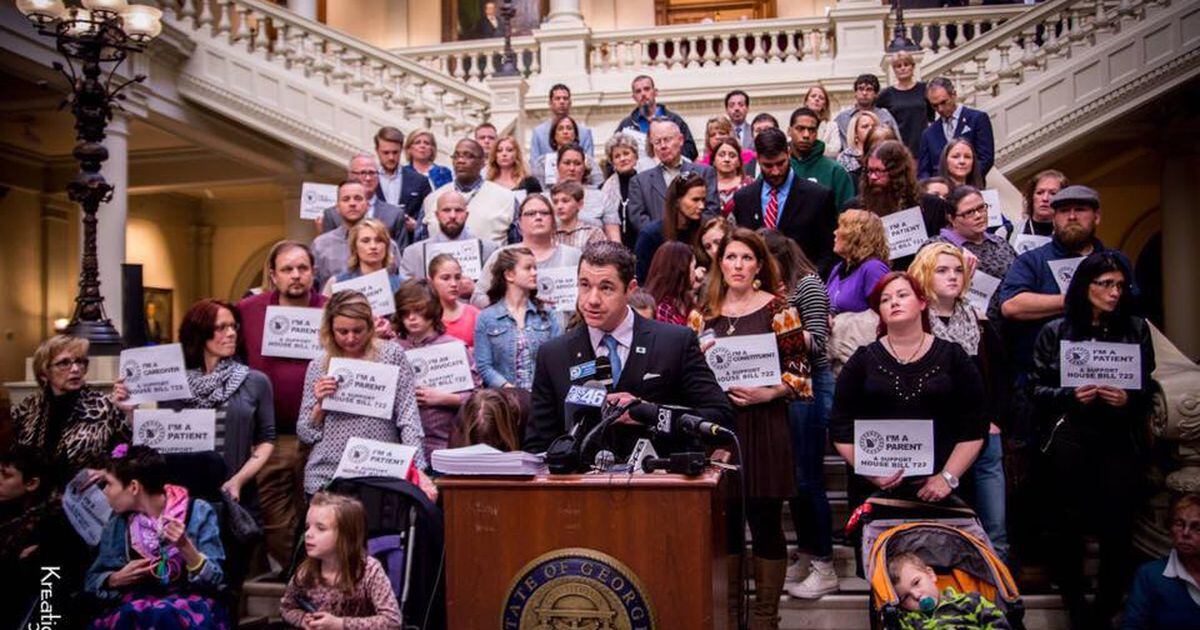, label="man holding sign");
[398,191,497,294]
[1029,251,1156,627]
[237,239,327,567]
[999,185,1139,375]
